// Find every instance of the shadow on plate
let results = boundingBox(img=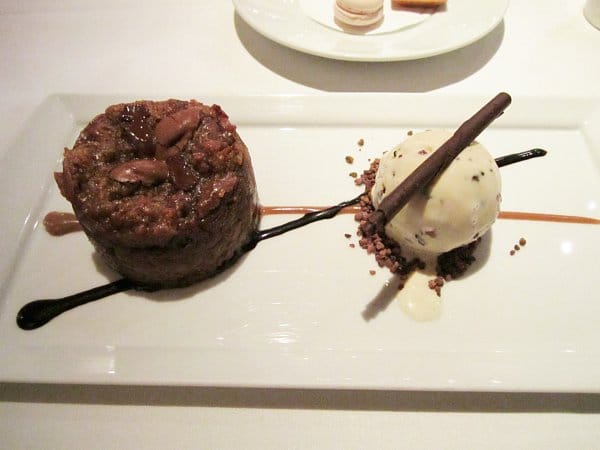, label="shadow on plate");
[233,13,505,92]
[91,250,249,303]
